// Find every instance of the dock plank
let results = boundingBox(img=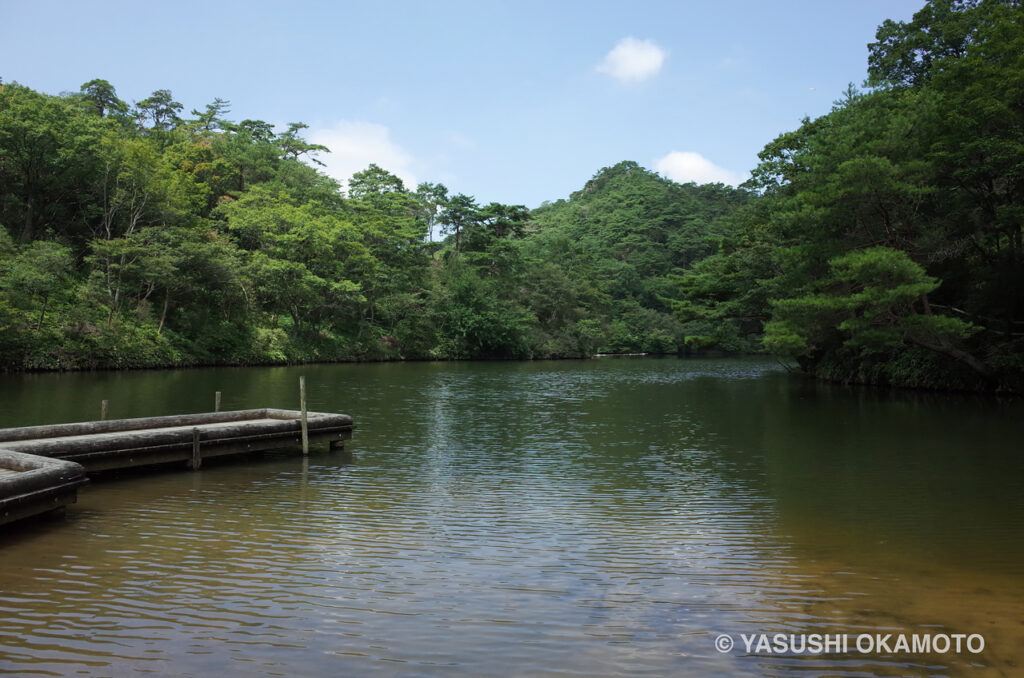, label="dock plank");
[6,418,285,449]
